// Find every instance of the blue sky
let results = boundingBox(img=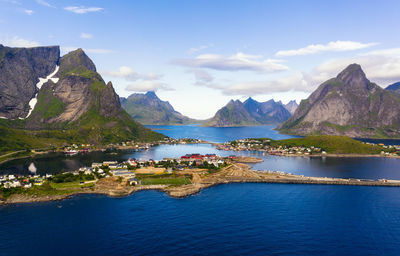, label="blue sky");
[1,0,400,119]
